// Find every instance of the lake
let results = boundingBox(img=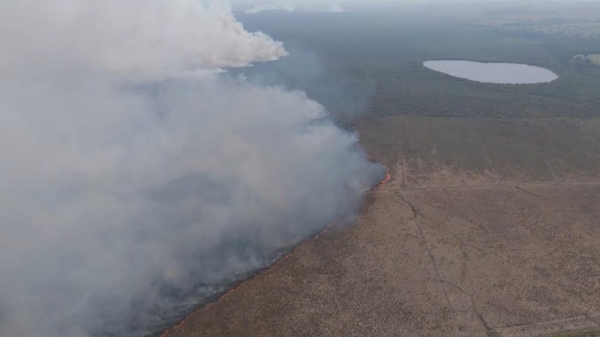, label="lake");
[423,60,558,84]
